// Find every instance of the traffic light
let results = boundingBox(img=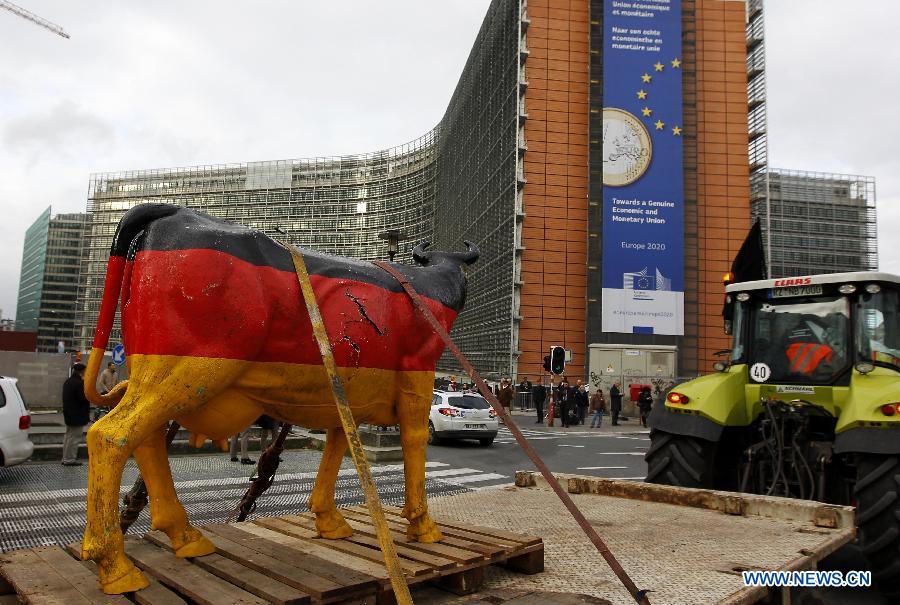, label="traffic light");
[550,346,566,375]
[543,355,551,372]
